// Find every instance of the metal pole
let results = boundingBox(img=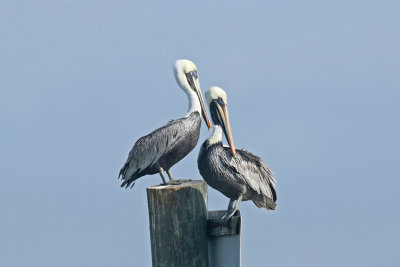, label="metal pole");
[147,180,209,267]
[207,210,241,267]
